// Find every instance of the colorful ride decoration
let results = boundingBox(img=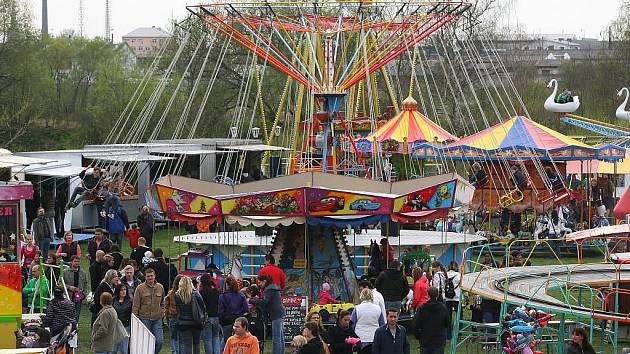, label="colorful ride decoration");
[155,173,466,303]
[0,182,33,349]
[222,188,305,216]
[502,306,554,354]
[418,116,625,213]
[188,2,470,93]
[438,116,614,161]
[362,96,458,154]
[155,184,222,224]
[152,176,457,223]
